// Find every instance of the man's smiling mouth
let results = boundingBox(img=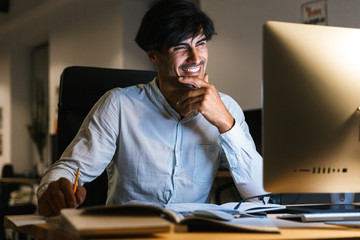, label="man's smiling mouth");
[179,63,204,77]
[183,66,200,73]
